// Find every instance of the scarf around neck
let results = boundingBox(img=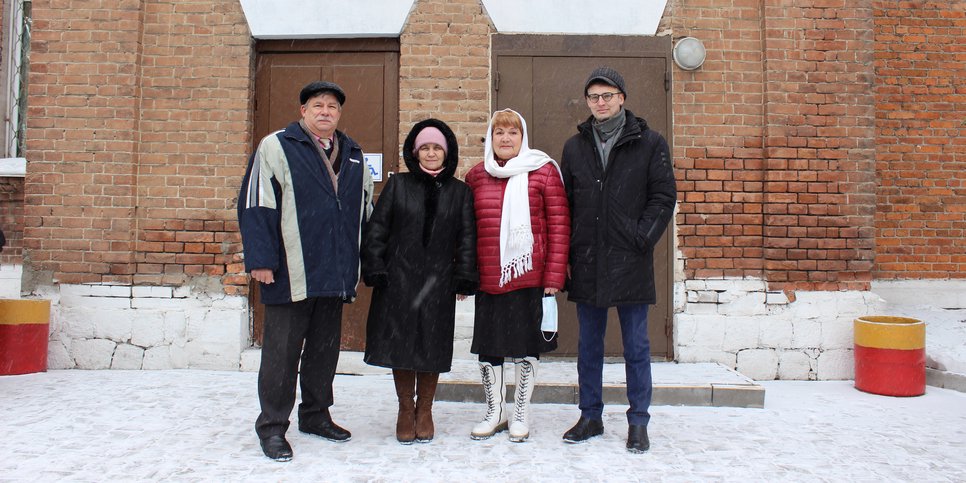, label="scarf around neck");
[299,119,340,193]
[592,108,626,170]
[419,163,445,177]
[483,109,563,287]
